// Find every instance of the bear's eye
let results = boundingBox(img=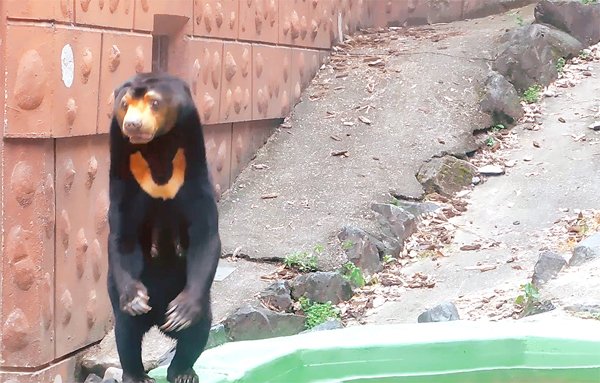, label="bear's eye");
[120,99,128,109]
[151,100,160,110]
